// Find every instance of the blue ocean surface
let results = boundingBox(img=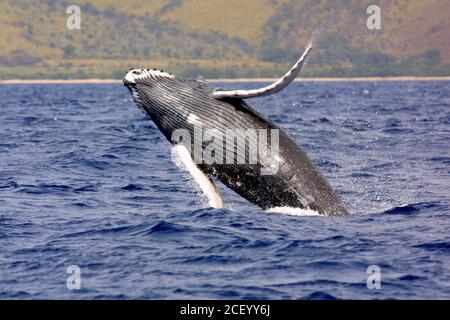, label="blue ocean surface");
[0,81,449,299]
